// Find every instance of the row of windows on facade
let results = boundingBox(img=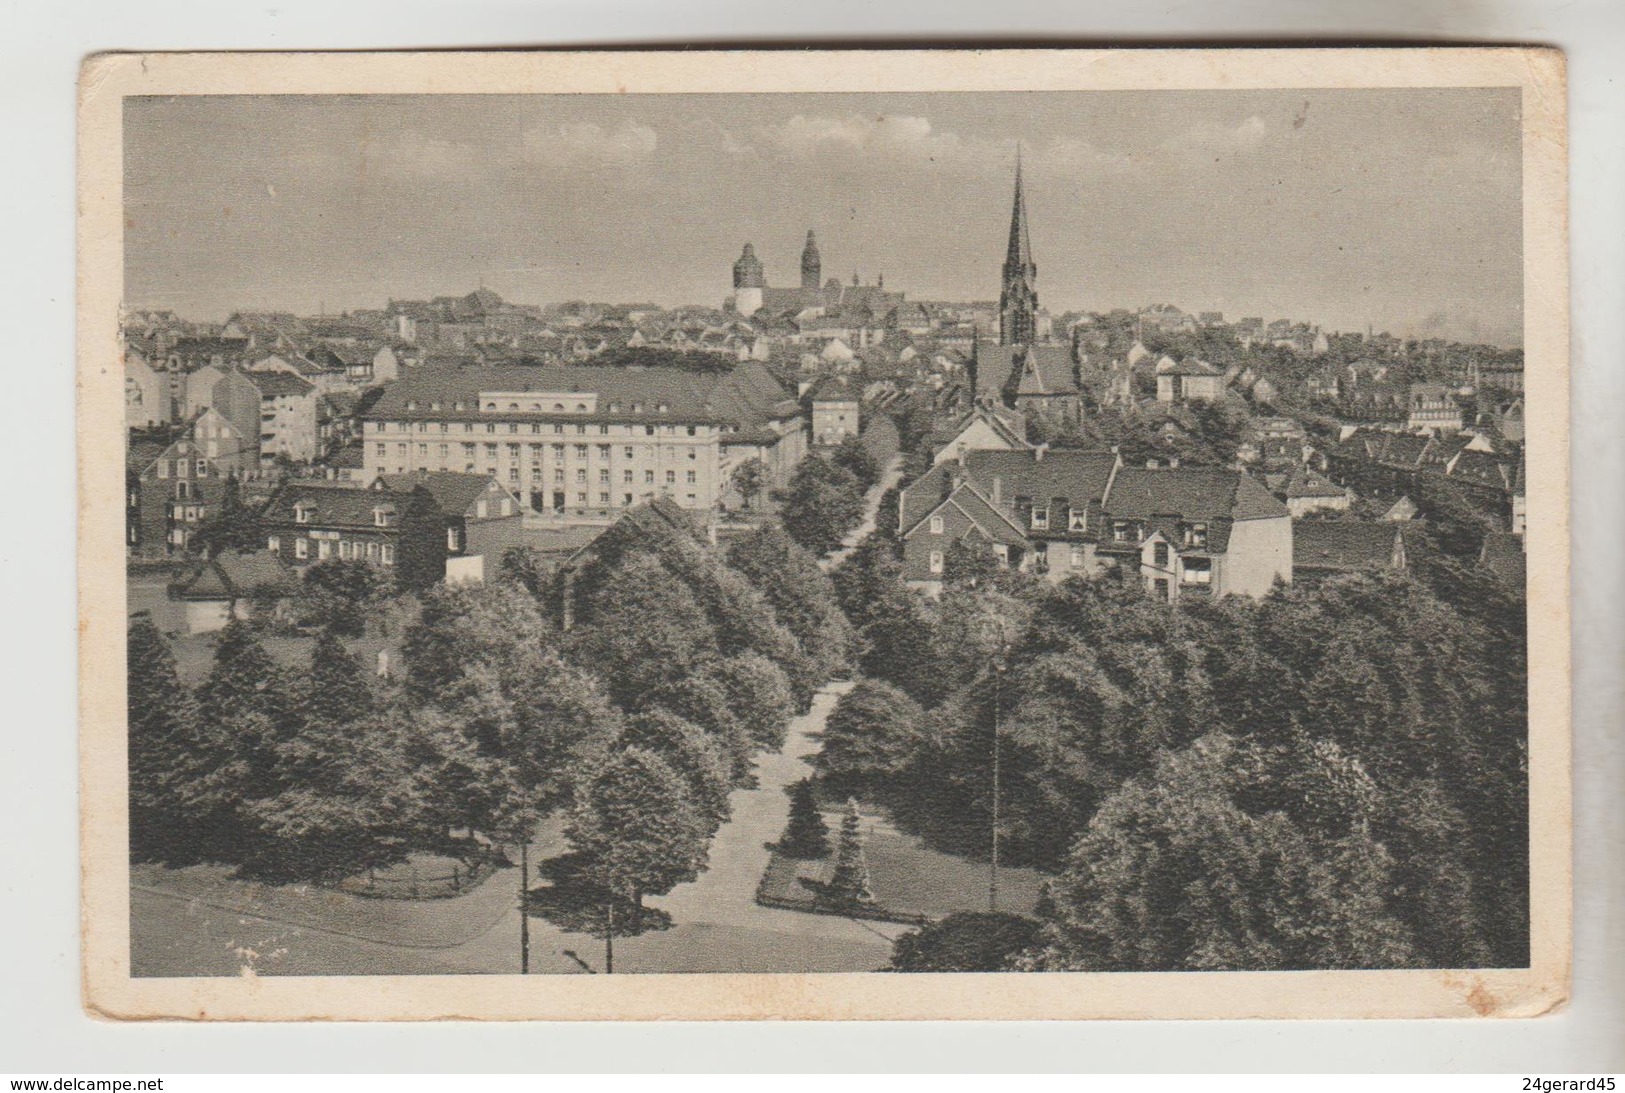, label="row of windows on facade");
[926,544,1211,584]
[373,441,703,463]
[371,458,702,488]
[926,508,1210,546]
[373,420,706,438]
[268,534,395,564]
[398,398,672,415]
